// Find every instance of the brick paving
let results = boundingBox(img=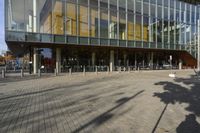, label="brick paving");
[0,70,200,133]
